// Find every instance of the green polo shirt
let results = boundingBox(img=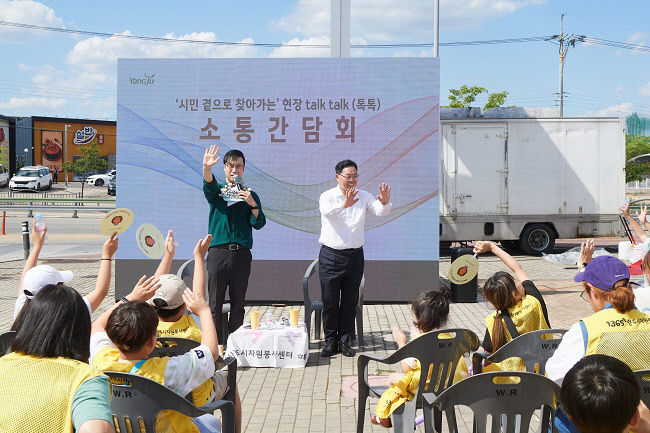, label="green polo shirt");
[203,176,266,249]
